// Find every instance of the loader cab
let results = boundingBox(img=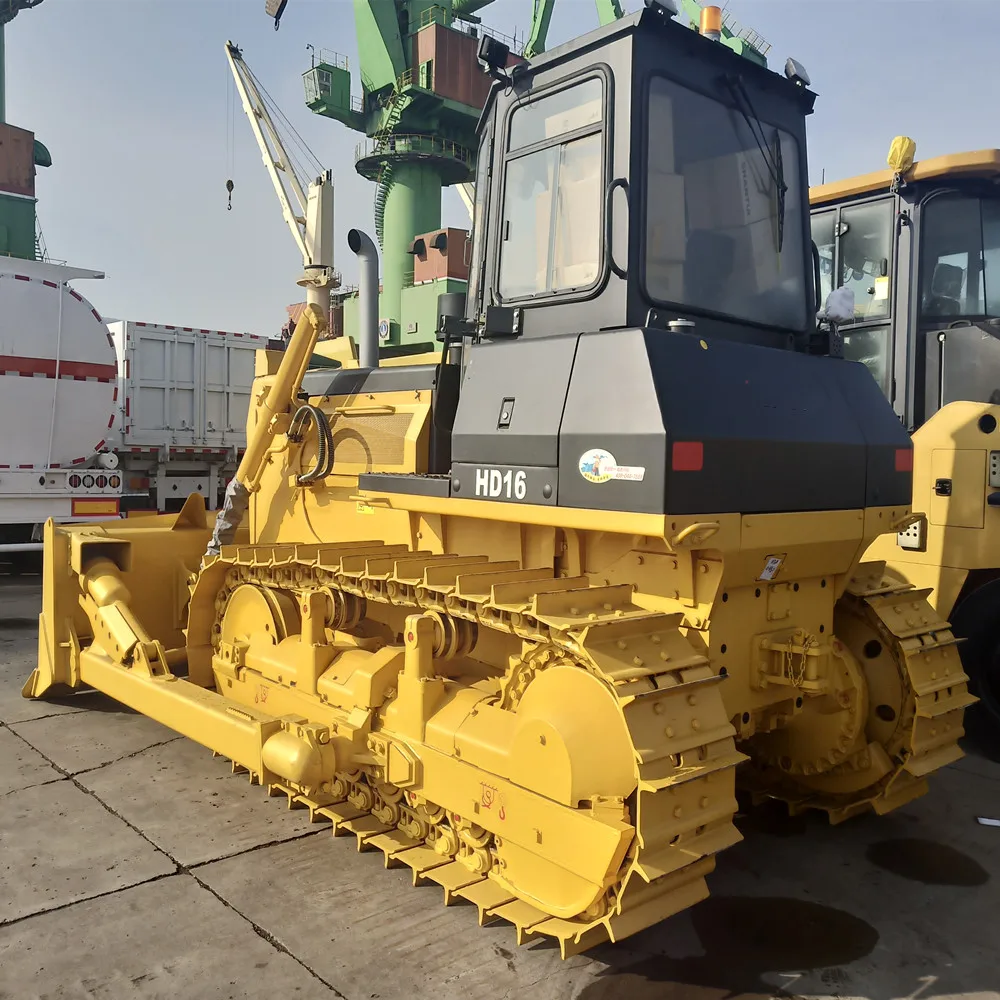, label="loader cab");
[468,3,818,351]
[809,150,1000,429]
